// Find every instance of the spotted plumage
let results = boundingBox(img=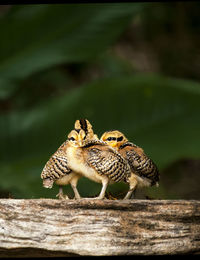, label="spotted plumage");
[101,130,160,199]
[41,141,71,188]
[119,142,159,187]
[85,142,130,183]
[65,132,131,199]
[41,119,98,199]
